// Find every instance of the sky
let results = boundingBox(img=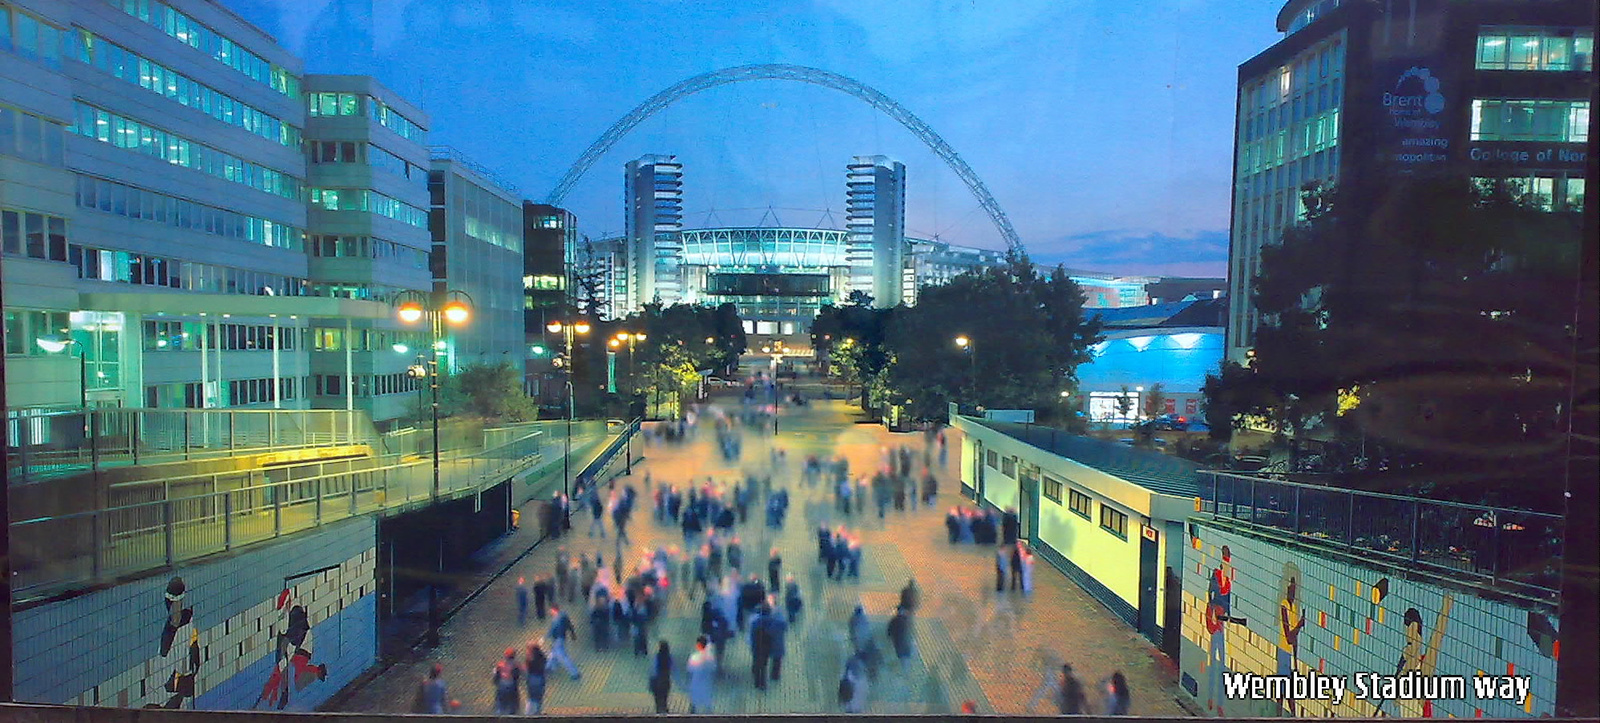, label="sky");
[222,0,1286,277]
